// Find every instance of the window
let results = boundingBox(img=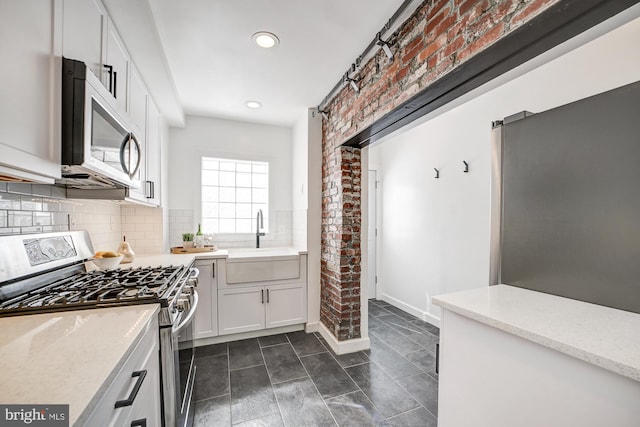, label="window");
[201,157,269,233]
